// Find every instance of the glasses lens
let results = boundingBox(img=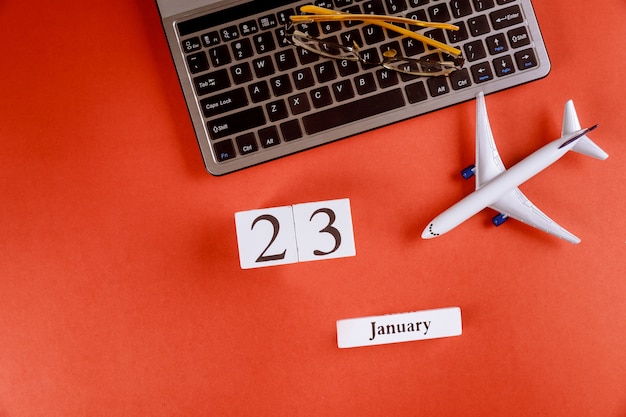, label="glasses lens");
[291,32,359,60]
